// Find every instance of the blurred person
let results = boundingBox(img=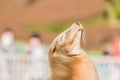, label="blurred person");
[113,35,120,57]
[0,28,16,53]
[0,28,16,80]
[0,55,10,80]
[103,43,114,56]
[24,33,49,80]
[25,33,43,54]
